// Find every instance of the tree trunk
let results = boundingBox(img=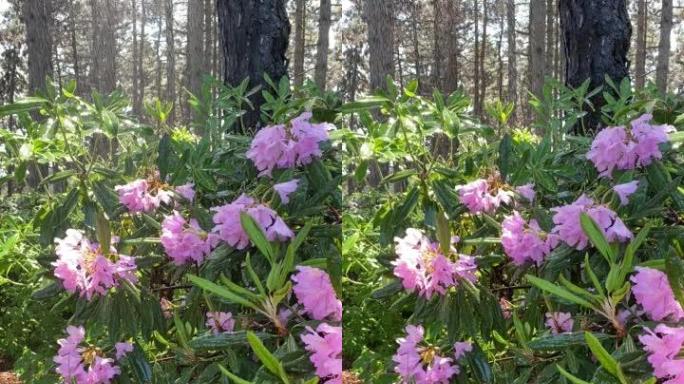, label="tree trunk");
[204,0,214,75]
[187,0,205,119]
[139,0,146,105]
[559,0,631,132]
[23,0,54,95]
[90,0,117,94]
[293,0,306,87]
[506,0,517,122]
[473,0,480,112]
[478,0,488,115]
[528,0,545,103]
[411,0,422,84]
[497,10,504,100]
[314,0,331,90]
[545,0,555,77]
[155,3,162,99]
[217,0,290,131]
[69,0,83,93]
[444,0,460,93]
[366,0,395,92]
[655,0,672,93]
[432,0,442,89]
[634,0,646,90]
[165,0,176,125]
[131,0,139,112]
